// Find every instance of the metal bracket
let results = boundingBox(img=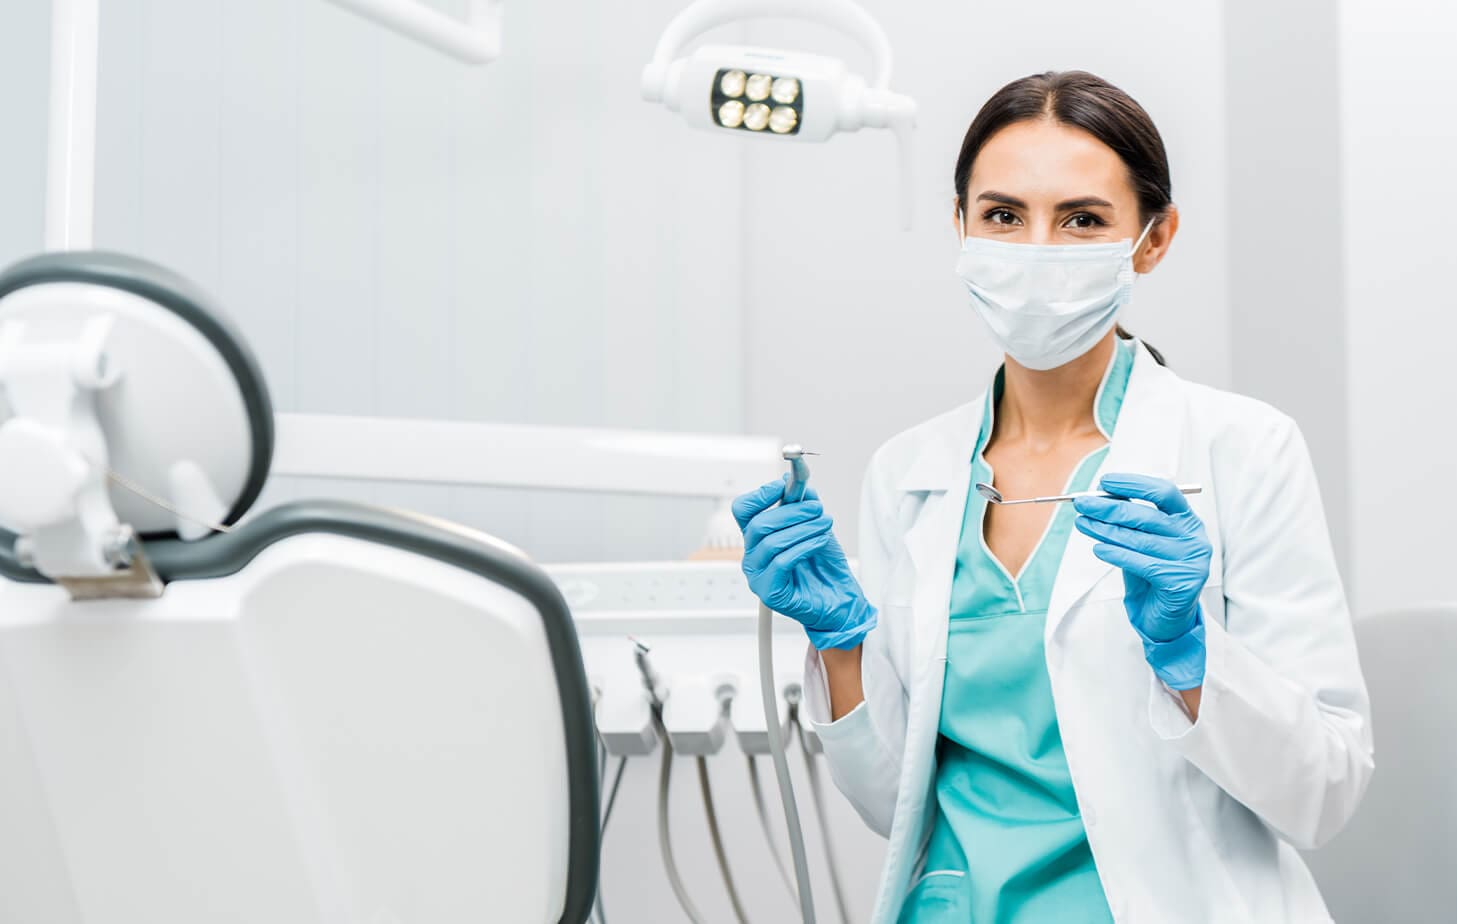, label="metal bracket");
[16,525,164,600]
[55,543,165,601]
